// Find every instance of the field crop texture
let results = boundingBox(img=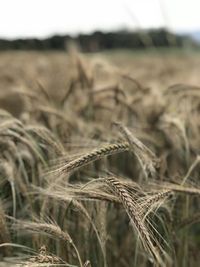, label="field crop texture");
[0,49,200,266]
